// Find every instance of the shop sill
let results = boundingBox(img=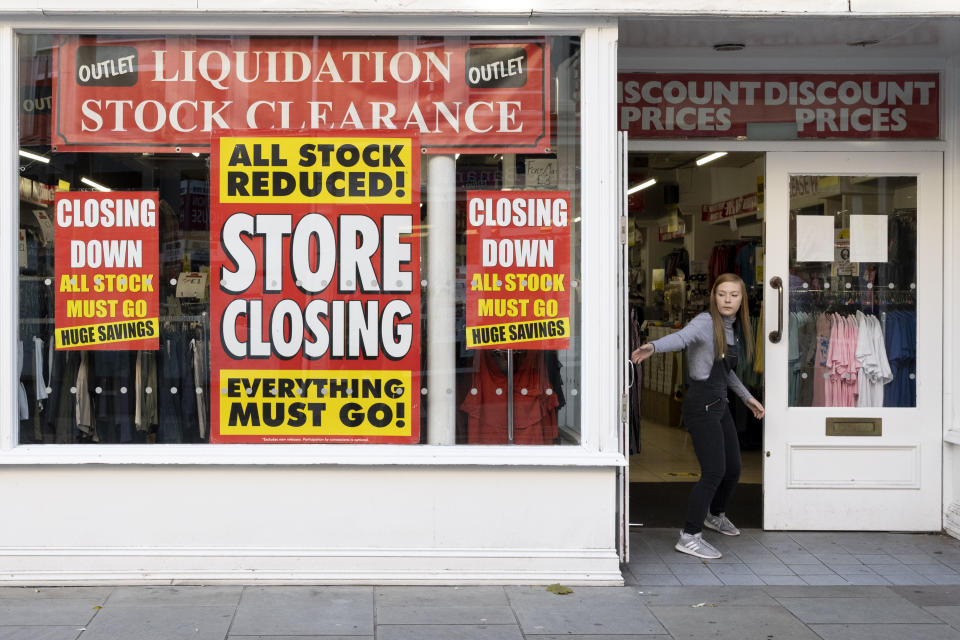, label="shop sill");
[0,444,626,468]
